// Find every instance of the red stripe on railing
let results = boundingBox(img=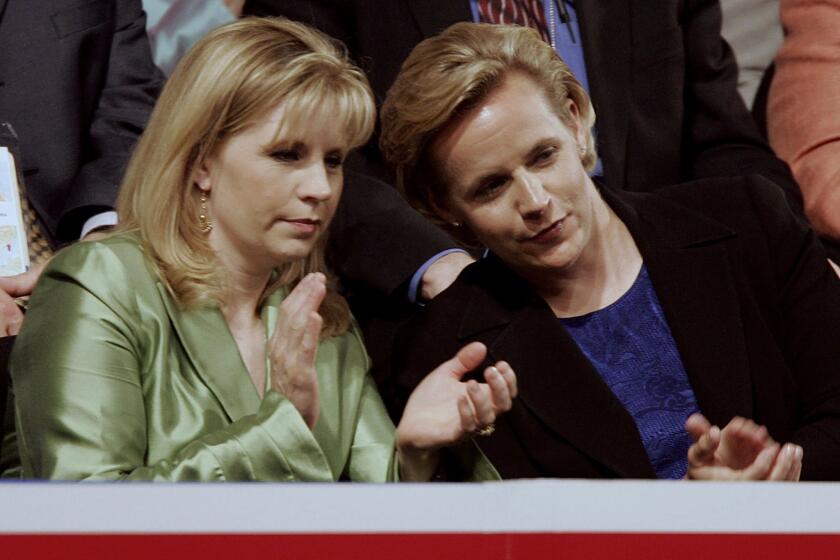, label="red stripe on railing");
[2,533,839,559]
